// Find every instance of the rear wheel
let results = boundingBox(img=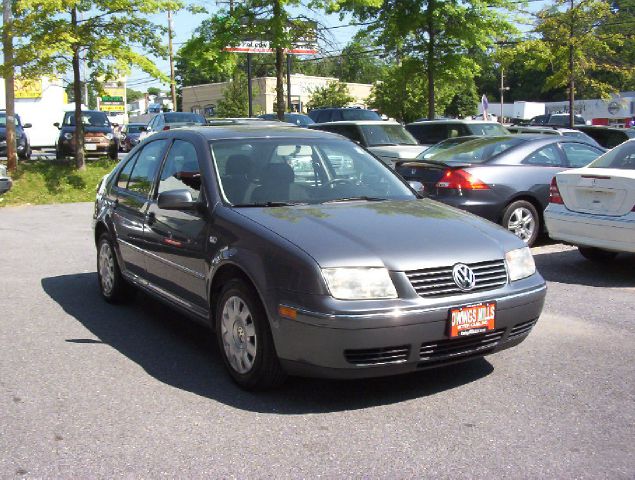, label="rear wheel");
[578,246,618,262]
[215,279,286,390]
[502,200,540,247]
[97,233,135,303]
